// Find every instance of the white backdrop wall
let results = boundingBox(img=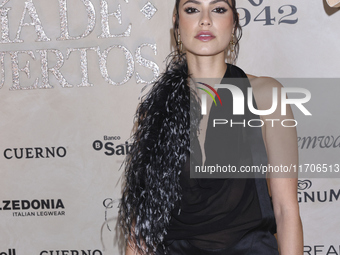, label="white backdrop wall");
[1,1,339,255]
